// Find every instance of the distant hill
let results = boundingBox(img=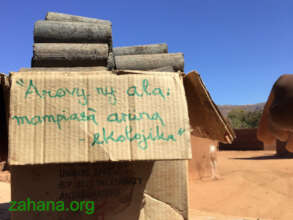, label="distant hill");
[217,102,265,117]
